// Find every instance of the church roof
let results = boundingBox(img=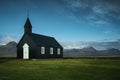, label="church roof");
[29,33,63,48]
